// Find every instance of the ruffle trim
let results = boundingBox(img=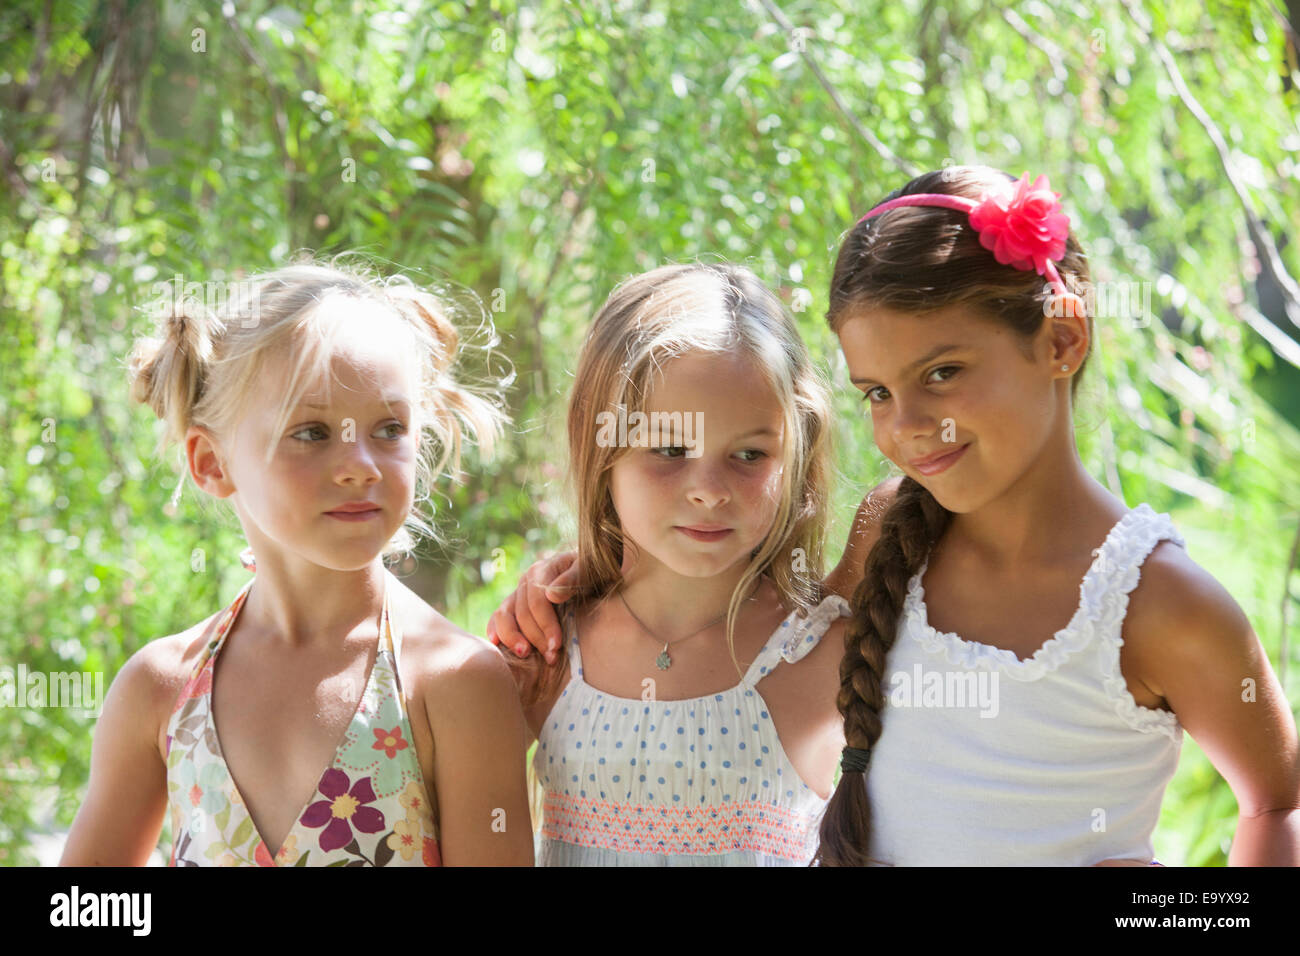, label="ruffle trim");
[902,504,1185,738]
[780,594,852,664]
